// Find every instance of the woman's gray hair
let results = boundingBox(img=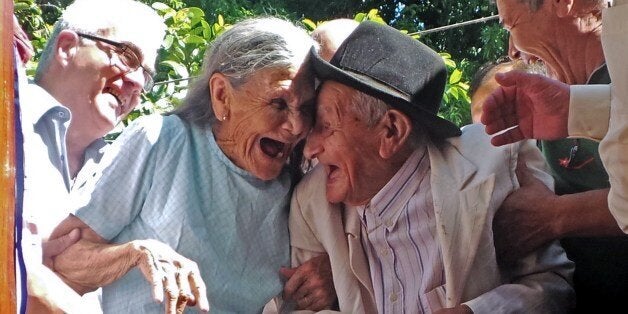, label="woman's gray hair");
[35,0,165,83]
[349,90,428,150]
[173,17,317,126]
